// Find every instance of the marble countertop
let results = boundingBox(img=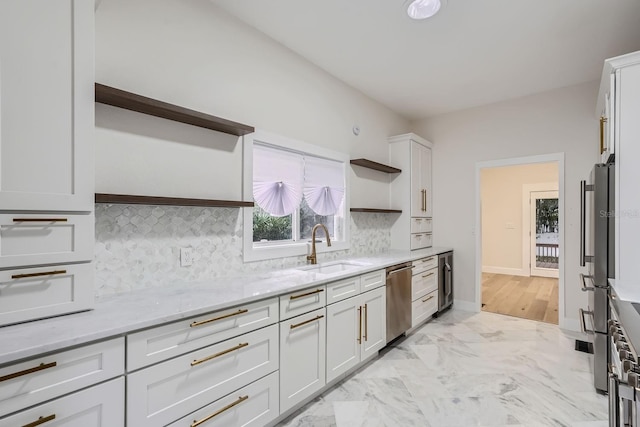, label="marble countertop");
[0,248,451,366]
